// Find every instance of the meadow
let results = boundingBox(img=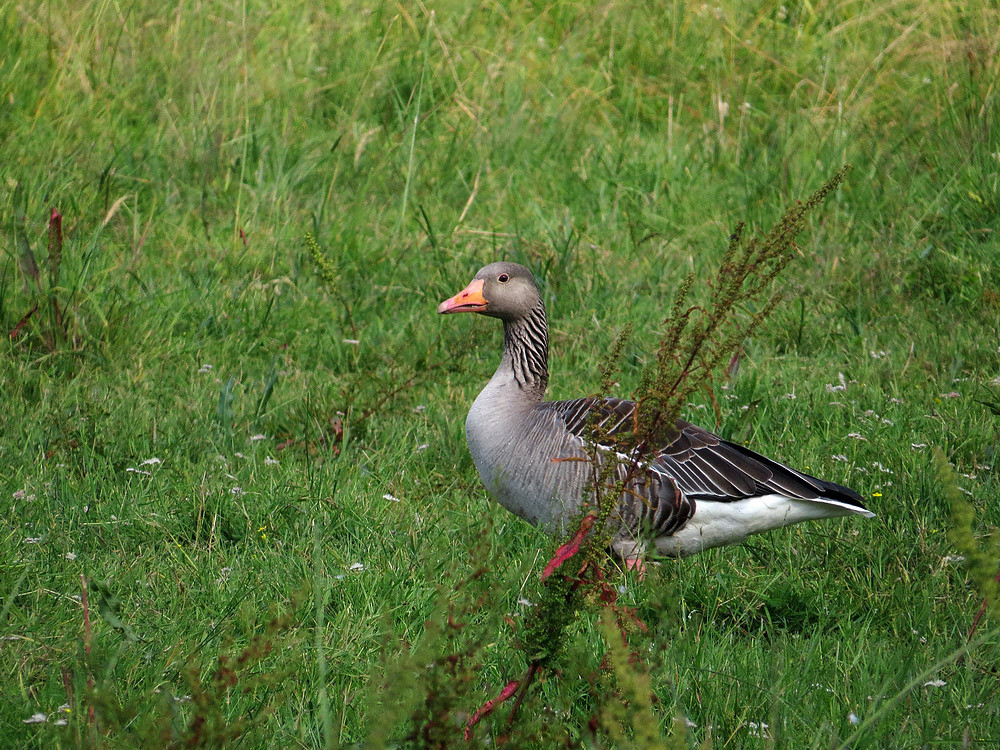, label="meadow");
[2,0,1000,746]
